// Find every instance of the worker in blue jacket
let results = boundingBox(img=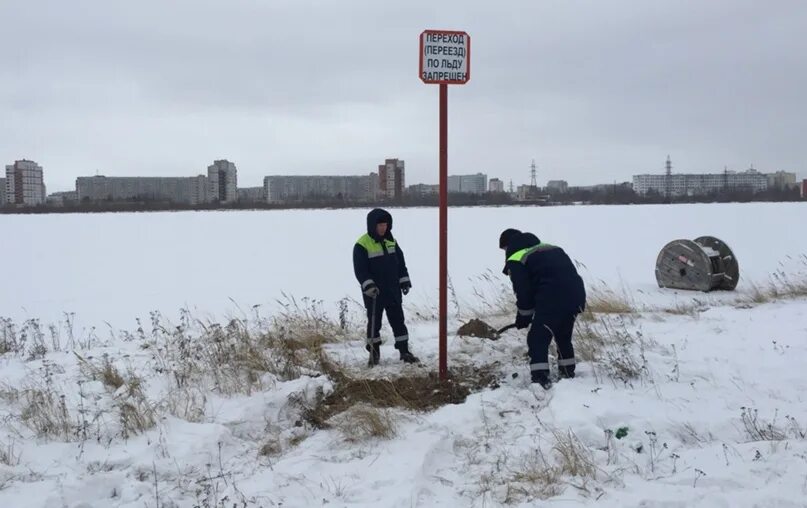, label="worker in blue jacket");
[499,228,586,388]
[354,208,420,366]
